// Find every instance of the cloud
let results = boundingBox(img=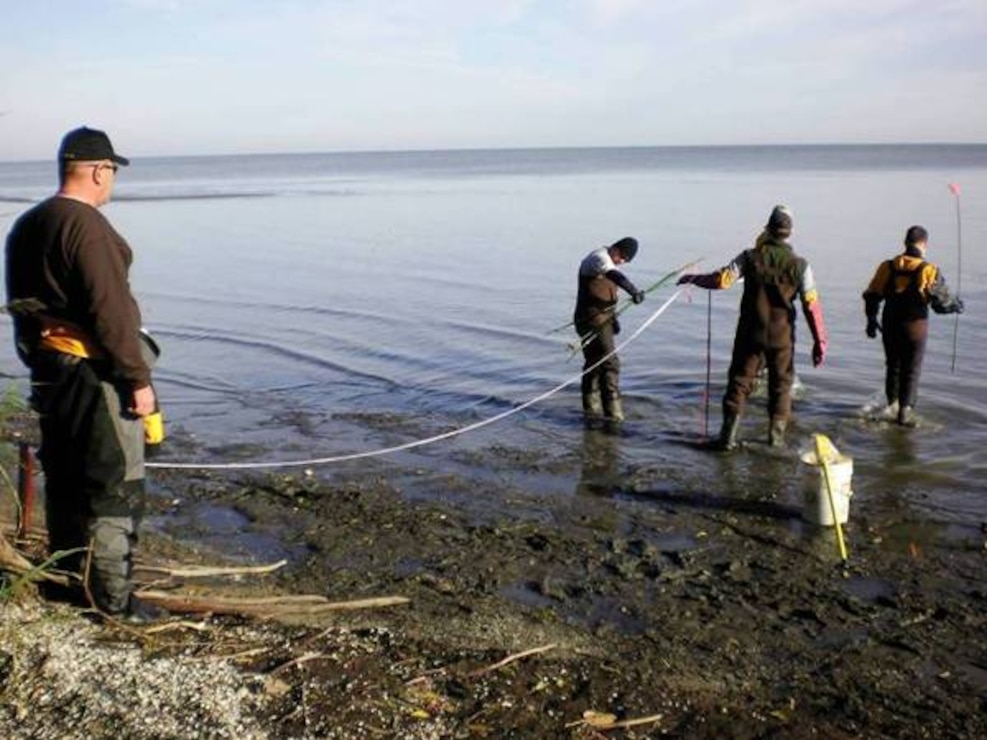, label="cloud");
[588,0,651,25]
[1,0,985,157]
